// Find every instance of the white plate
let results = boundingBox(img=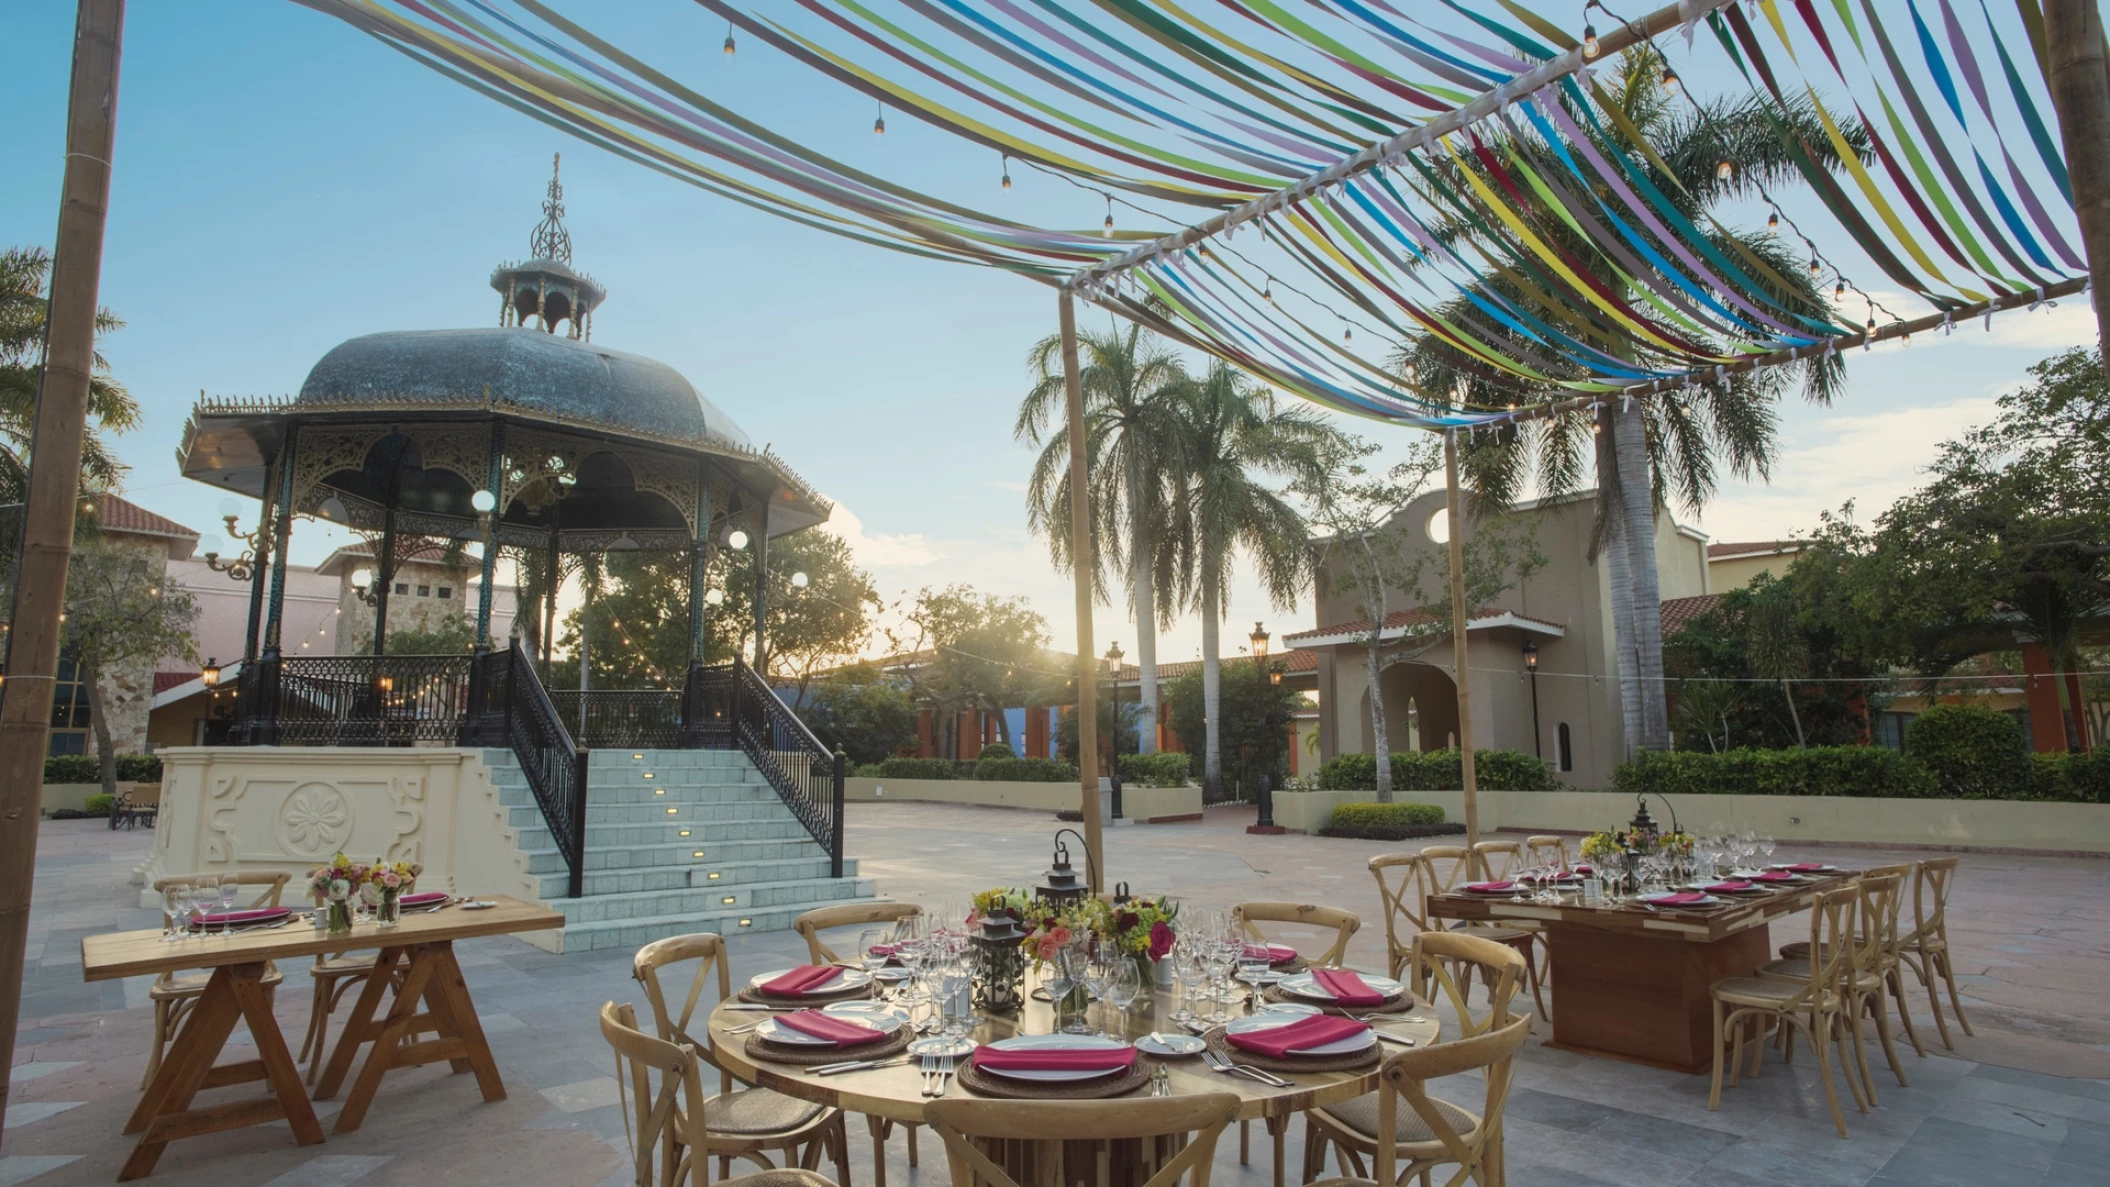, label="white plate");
[747,967,872,996]
[1768,863,1838,873]
[1224,1013,1377,1056]
[754,1016,891,1046]
[979,1034,1129,1082]
[821,1002,911,1028]
[1134,1032,1206,1057]
[1276,971,1403,1003]
[1643,892,1721,906]
[1253,1002,1323,1019]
